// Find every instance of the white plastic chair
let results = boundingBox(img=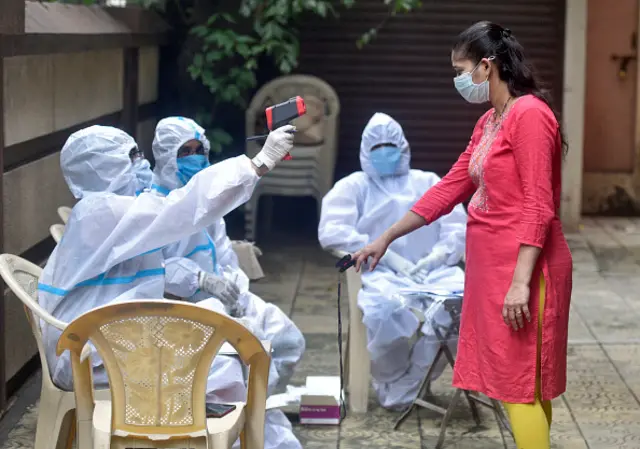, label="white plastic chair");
[0,254,109,449]
[327,249,370,413]
[50,224,65,244]
[57,206,72,225]
[57,300,270,449]
[244,74,340,241]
